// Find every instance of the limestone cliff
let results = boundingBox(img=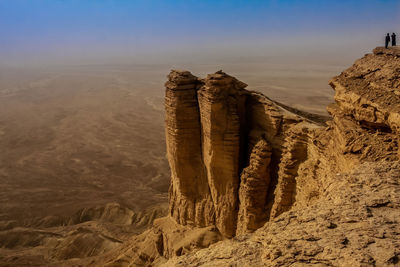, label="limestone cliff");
[165,70,214,228]
[166,70,319,238]
[165,161,400,267]
[330,47,400,134]
[91,48,400,267]
[163,47,400,266]
[197,71,247,237]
